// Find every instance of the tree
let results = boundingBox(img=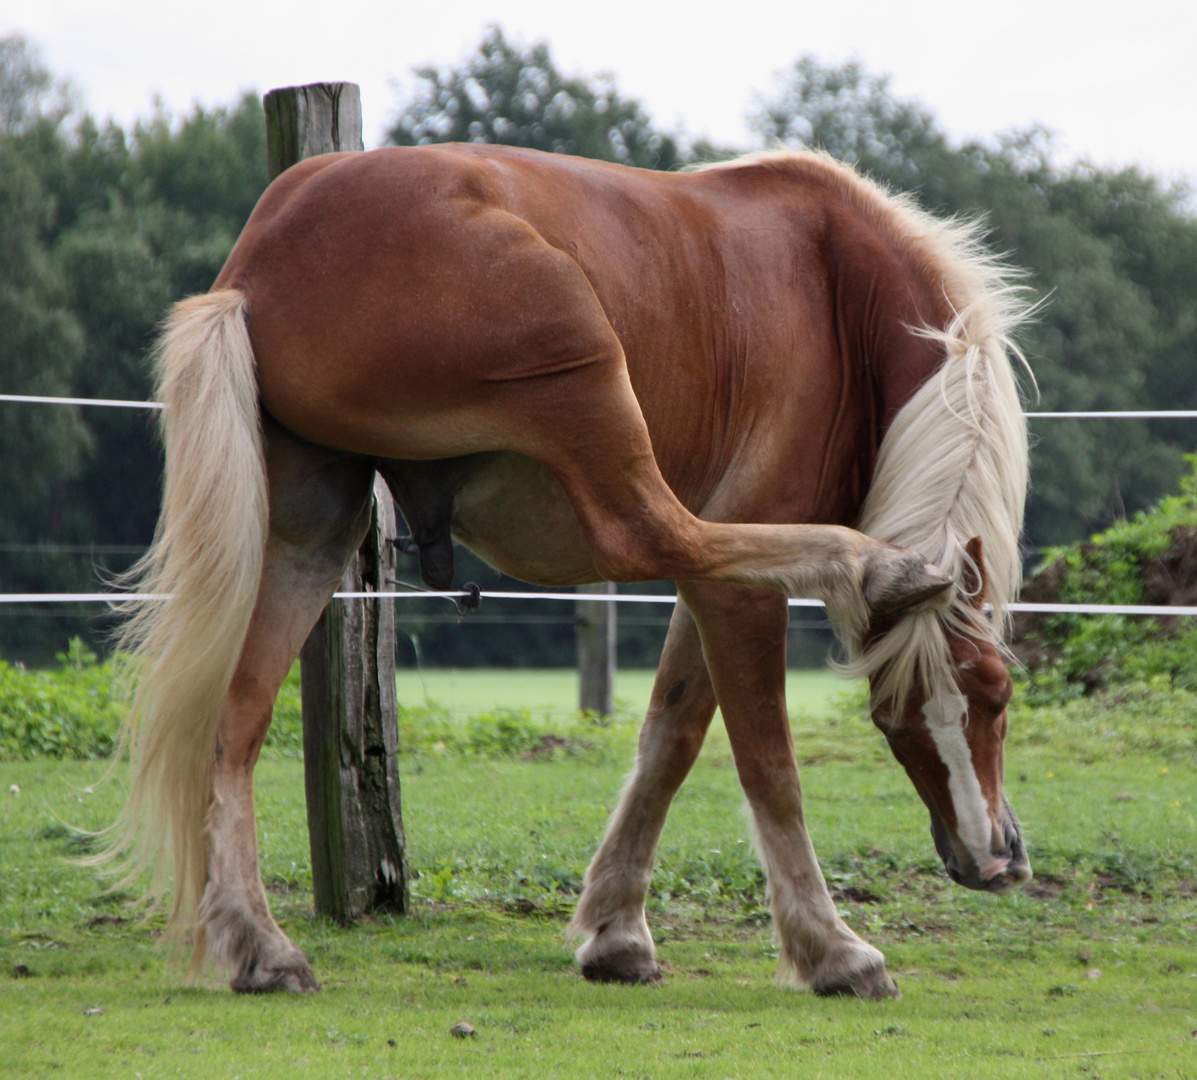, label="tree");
[388,27,683,170]
[751,58,948,187]
[56,95,270,560]
[0,44,91,658]
[0,35,72,134]
[0,42,270,660]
